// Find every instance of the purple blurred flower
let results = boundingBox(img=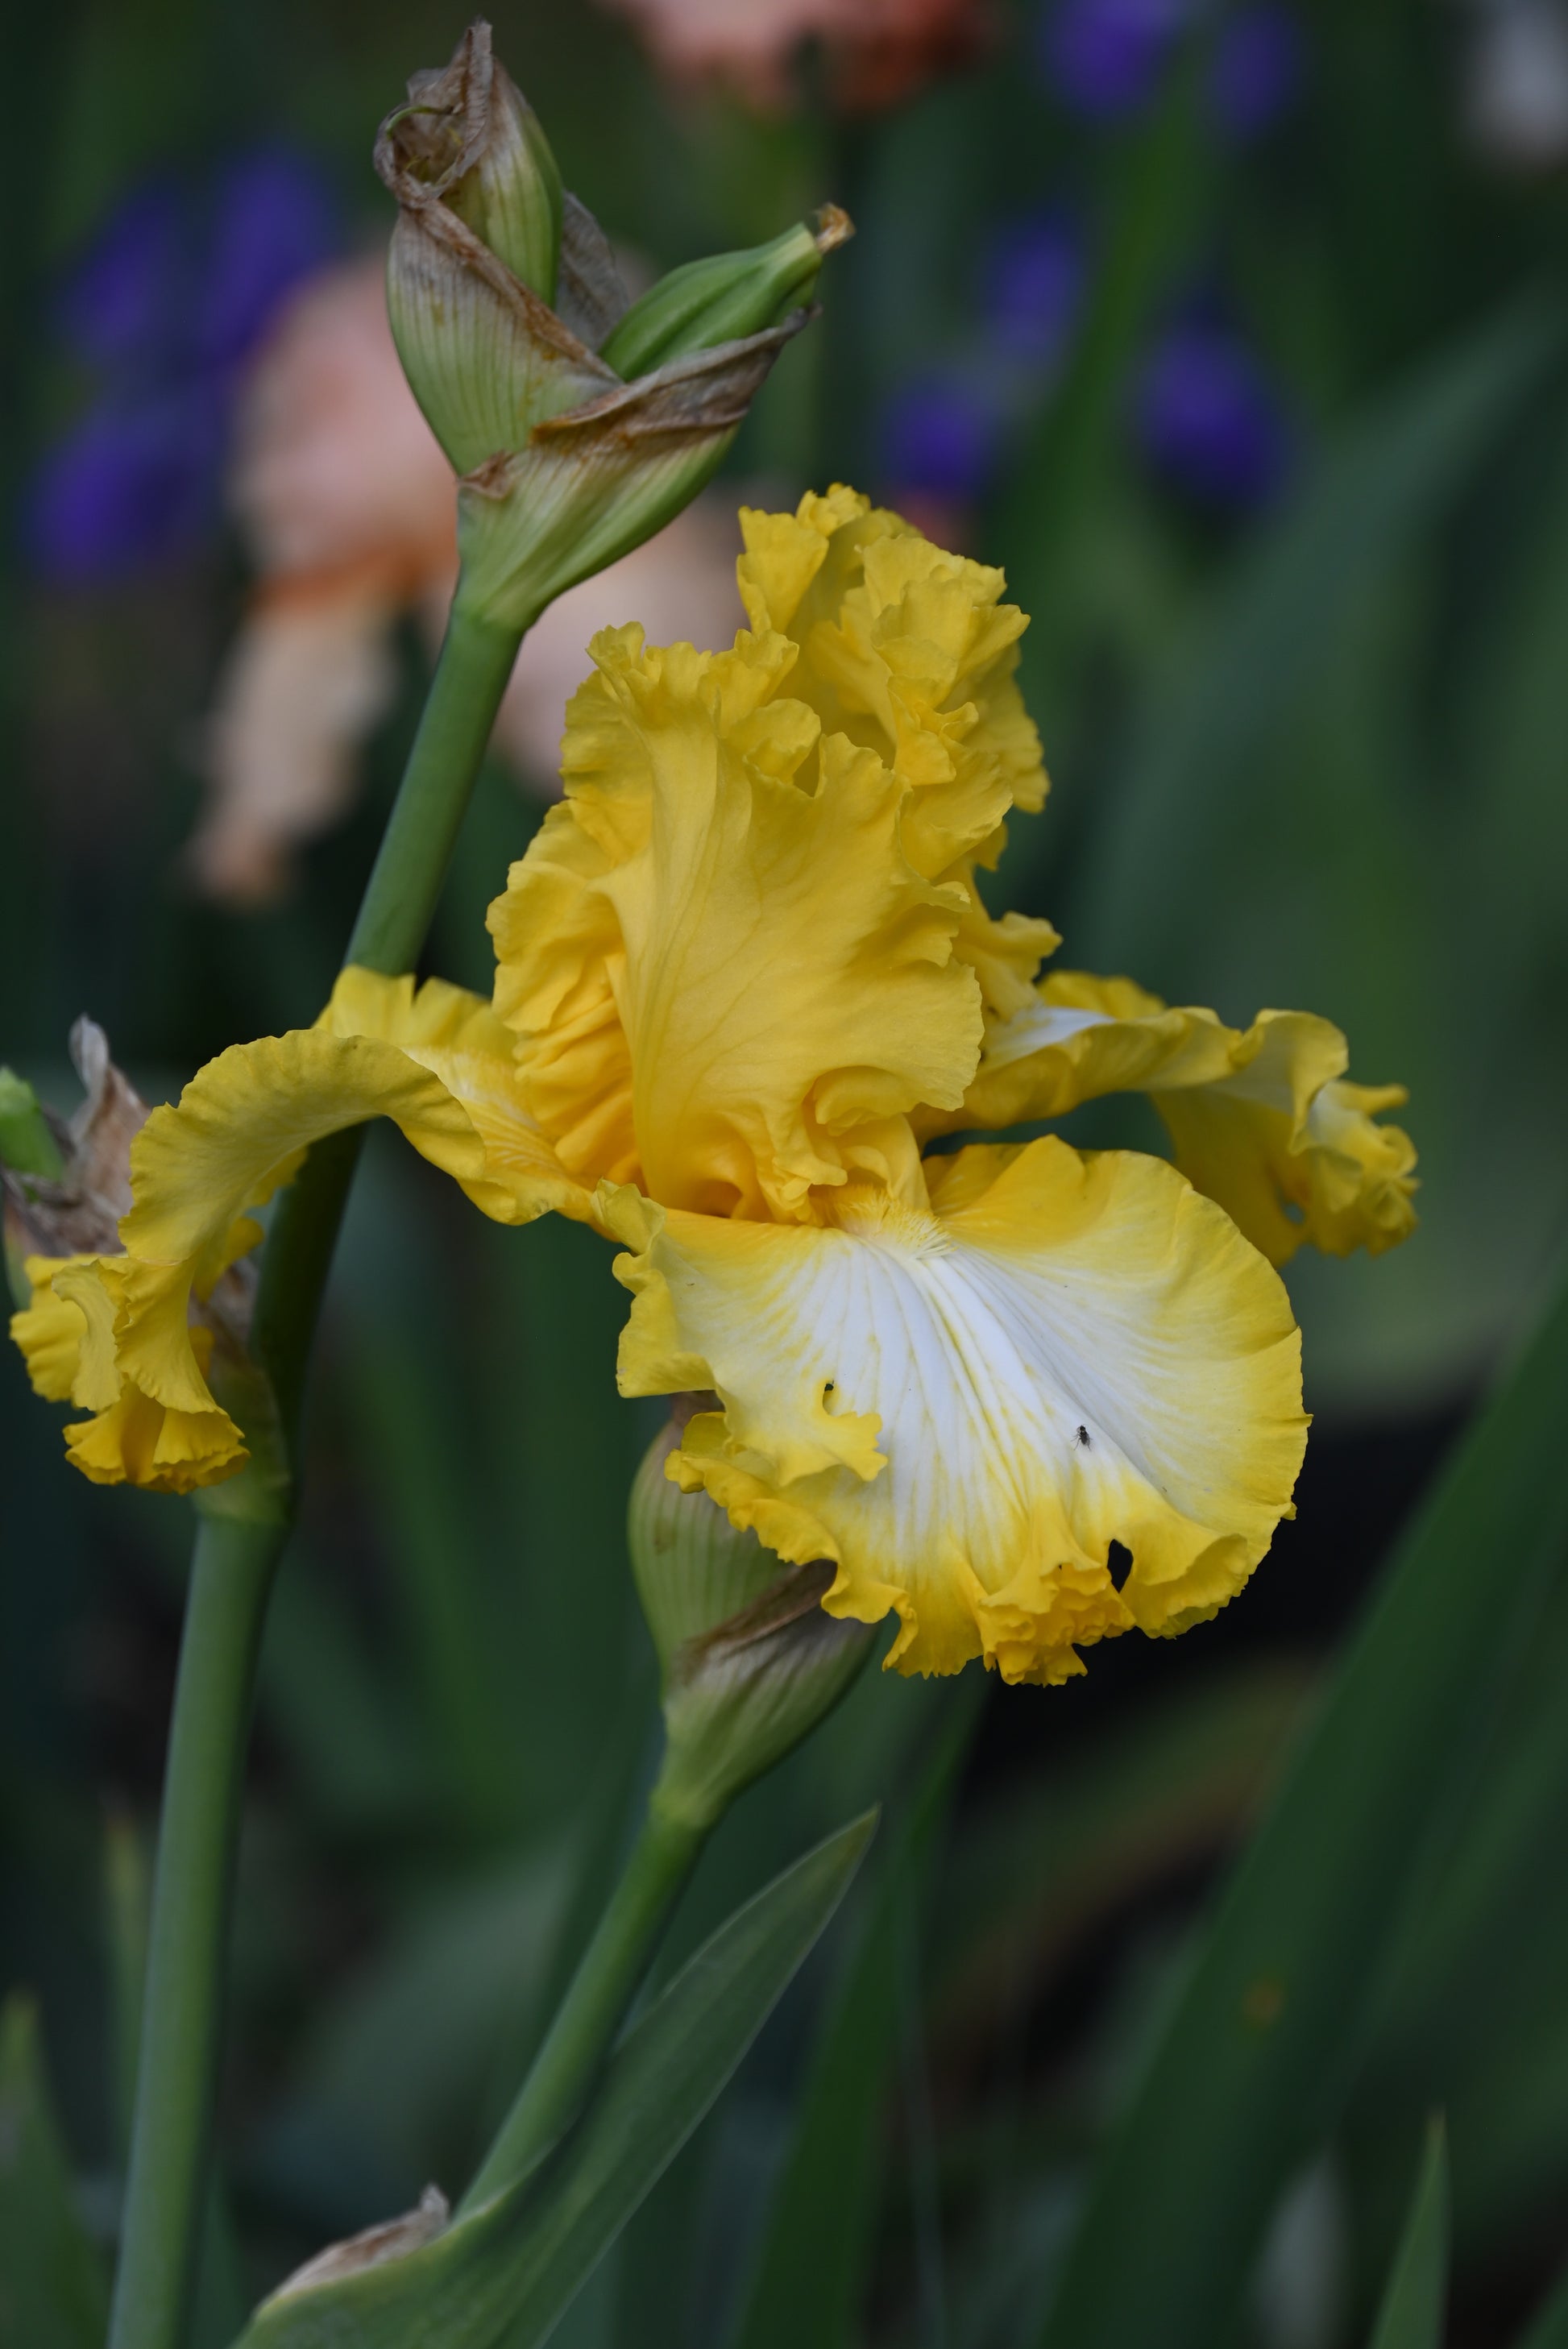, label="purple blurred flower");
[881,375,999,501]
[1039,0,1303,134]
[1134,318,1292,507]
[56,184,188,369]
[34,146,338,583]
[32,388,227,582]
[1210,3,1304,139]
[1039,0,1186,118]
[196,147,338,370]
[983,207,1087,364]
